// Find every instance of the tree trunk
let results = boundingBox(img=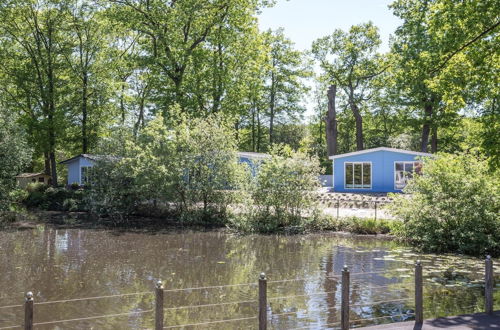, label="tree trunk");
[431,125,438,153]
[234,120,240,144]
[120,82,126,124]
[257,106,262,152]
[82,71,88,153]
[134,86,148,138]
[269,64,276,145]
[348,98,364,151]
[421,102,433,152]
[212,30,224,113]
[44,152,51,176]
[133,100,145,138]
[49,151,57,186]
[251,105,256,152]
[325,85,338,156]
[47,34,58,186]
